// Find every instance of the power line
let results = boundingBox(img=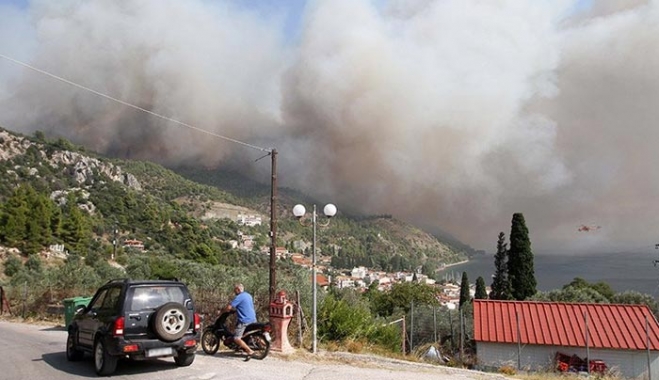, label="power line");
[0,52,281,302]
[0,53,270,153]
